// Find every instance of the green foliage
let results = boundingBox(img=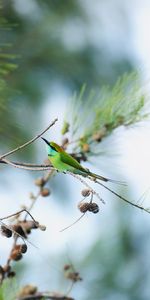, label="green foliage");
[0,1,17,79]
[2,0,133,102]
[62,72,149,156]
[0,3,34,156]
[0,0,133,156]
[0,3,22,149]
[0,279,17,300]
